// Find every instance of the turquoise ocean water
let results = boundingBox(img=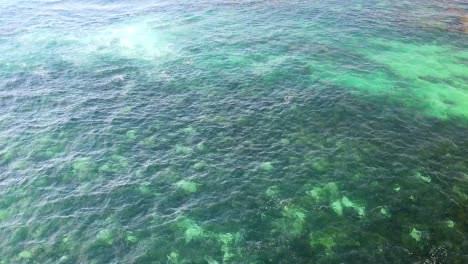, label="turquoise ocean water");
[0,0,467,263]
